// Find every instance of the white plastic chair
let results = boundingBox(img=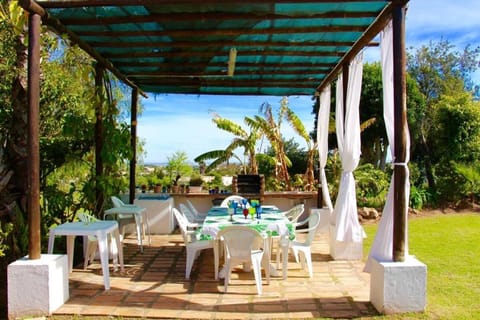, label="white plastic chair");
[219,195,249,207]
[76,212,99,269]
[286,210,321,278]
[179,203,204,226]
[172,208,214,279]
[274,204,305,270]
[186,199,207,219]
[216,226,269,295]
[110,196,139,240]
